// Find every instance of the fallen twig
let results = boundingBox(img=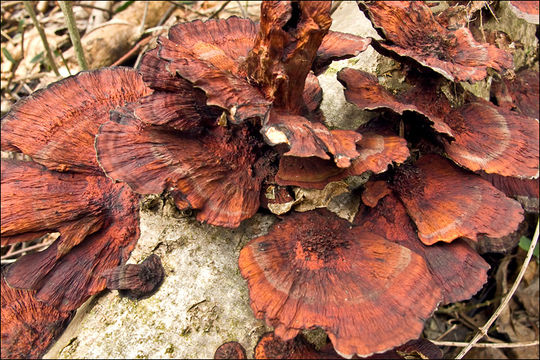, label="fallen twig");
[433,340,539,349]
[455,219,540,359]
